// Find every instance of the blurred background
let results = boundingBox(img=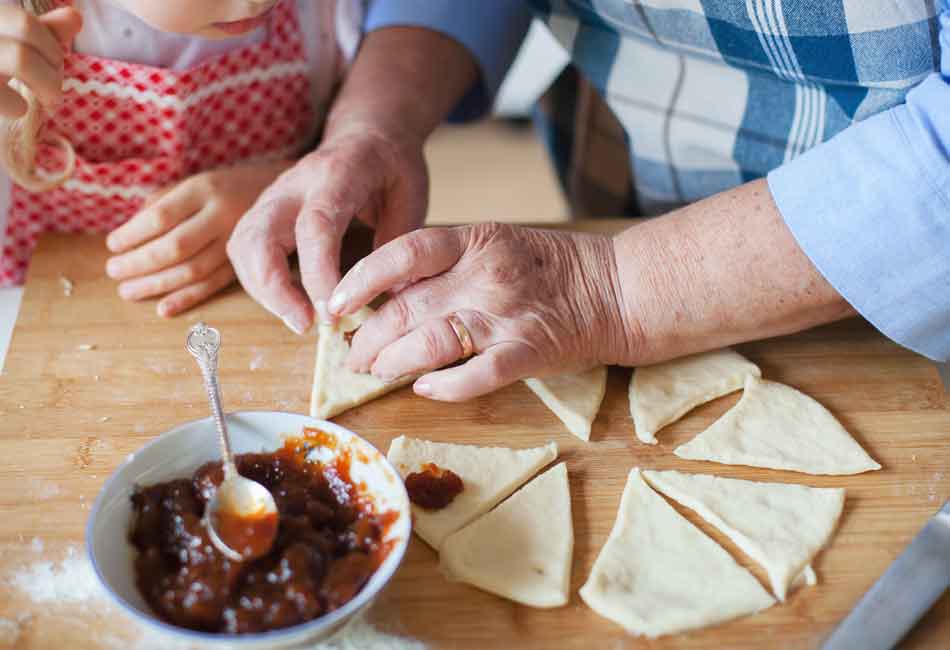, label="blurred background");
[425,20,568,225]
